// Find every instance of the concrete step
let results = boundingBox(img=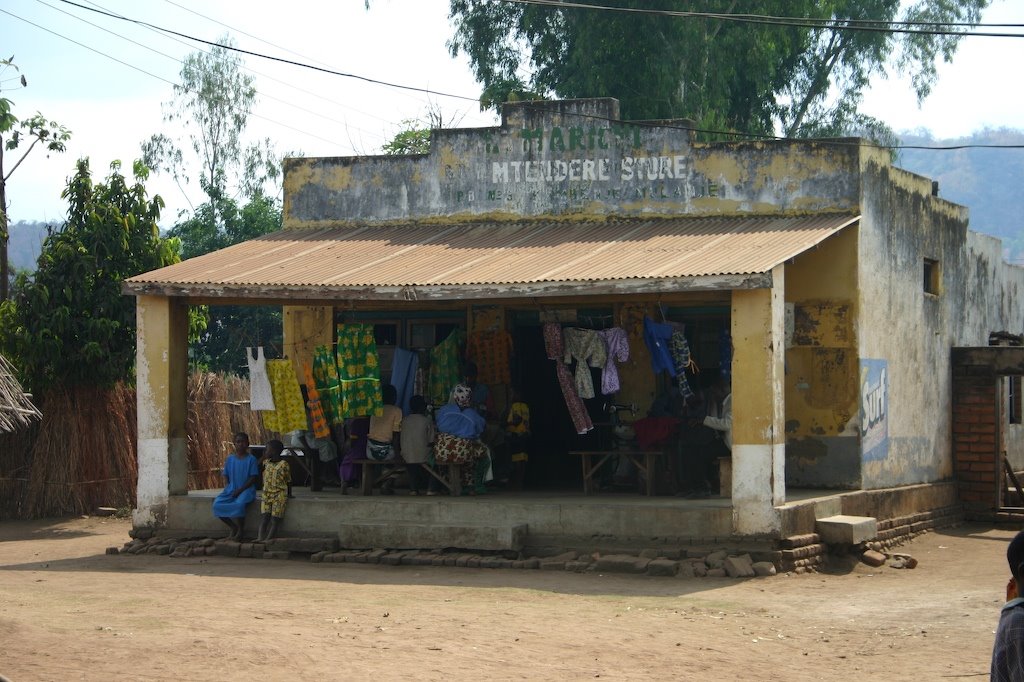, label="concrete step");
[815,514,877,545]
[339,520,527,552]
